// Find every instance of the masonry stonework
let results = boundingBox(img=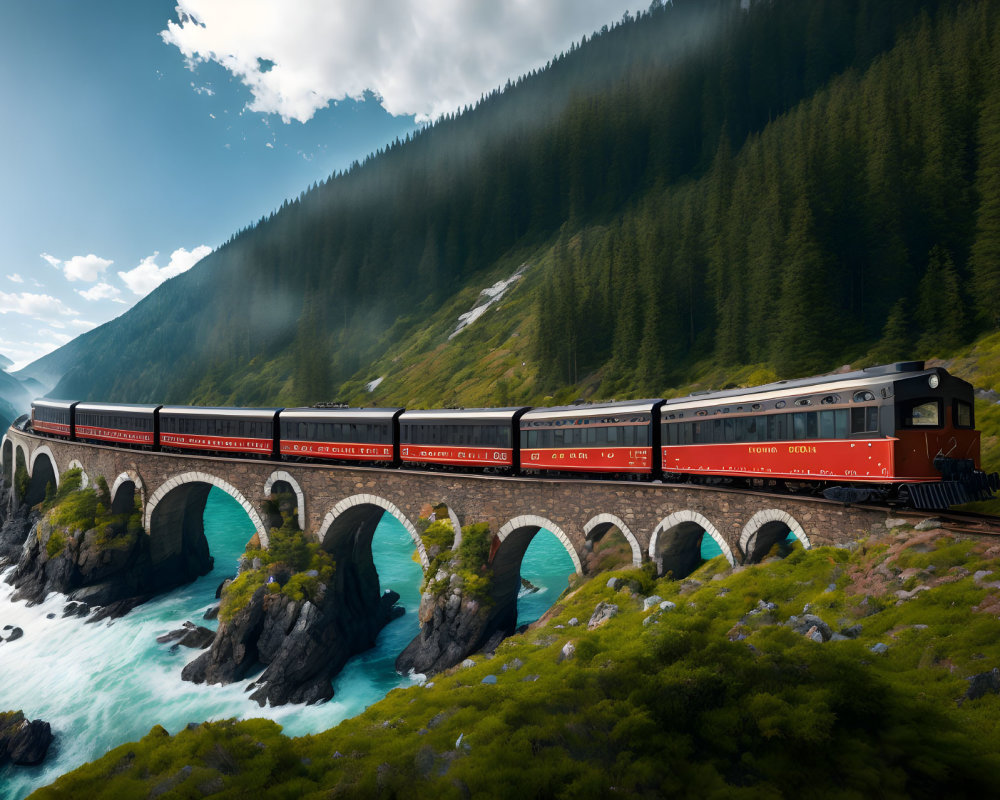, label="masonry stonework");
[4,428,893,576]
